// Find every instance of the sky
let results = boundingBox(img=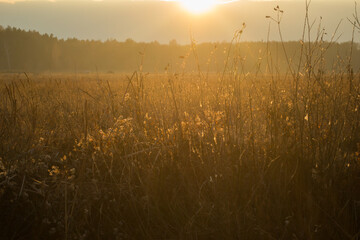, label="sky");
[0,0,358,44]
